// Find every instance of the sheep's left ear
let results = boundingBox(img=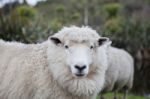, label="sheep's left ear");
[98,37,111,46]
[49,37,62,45]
